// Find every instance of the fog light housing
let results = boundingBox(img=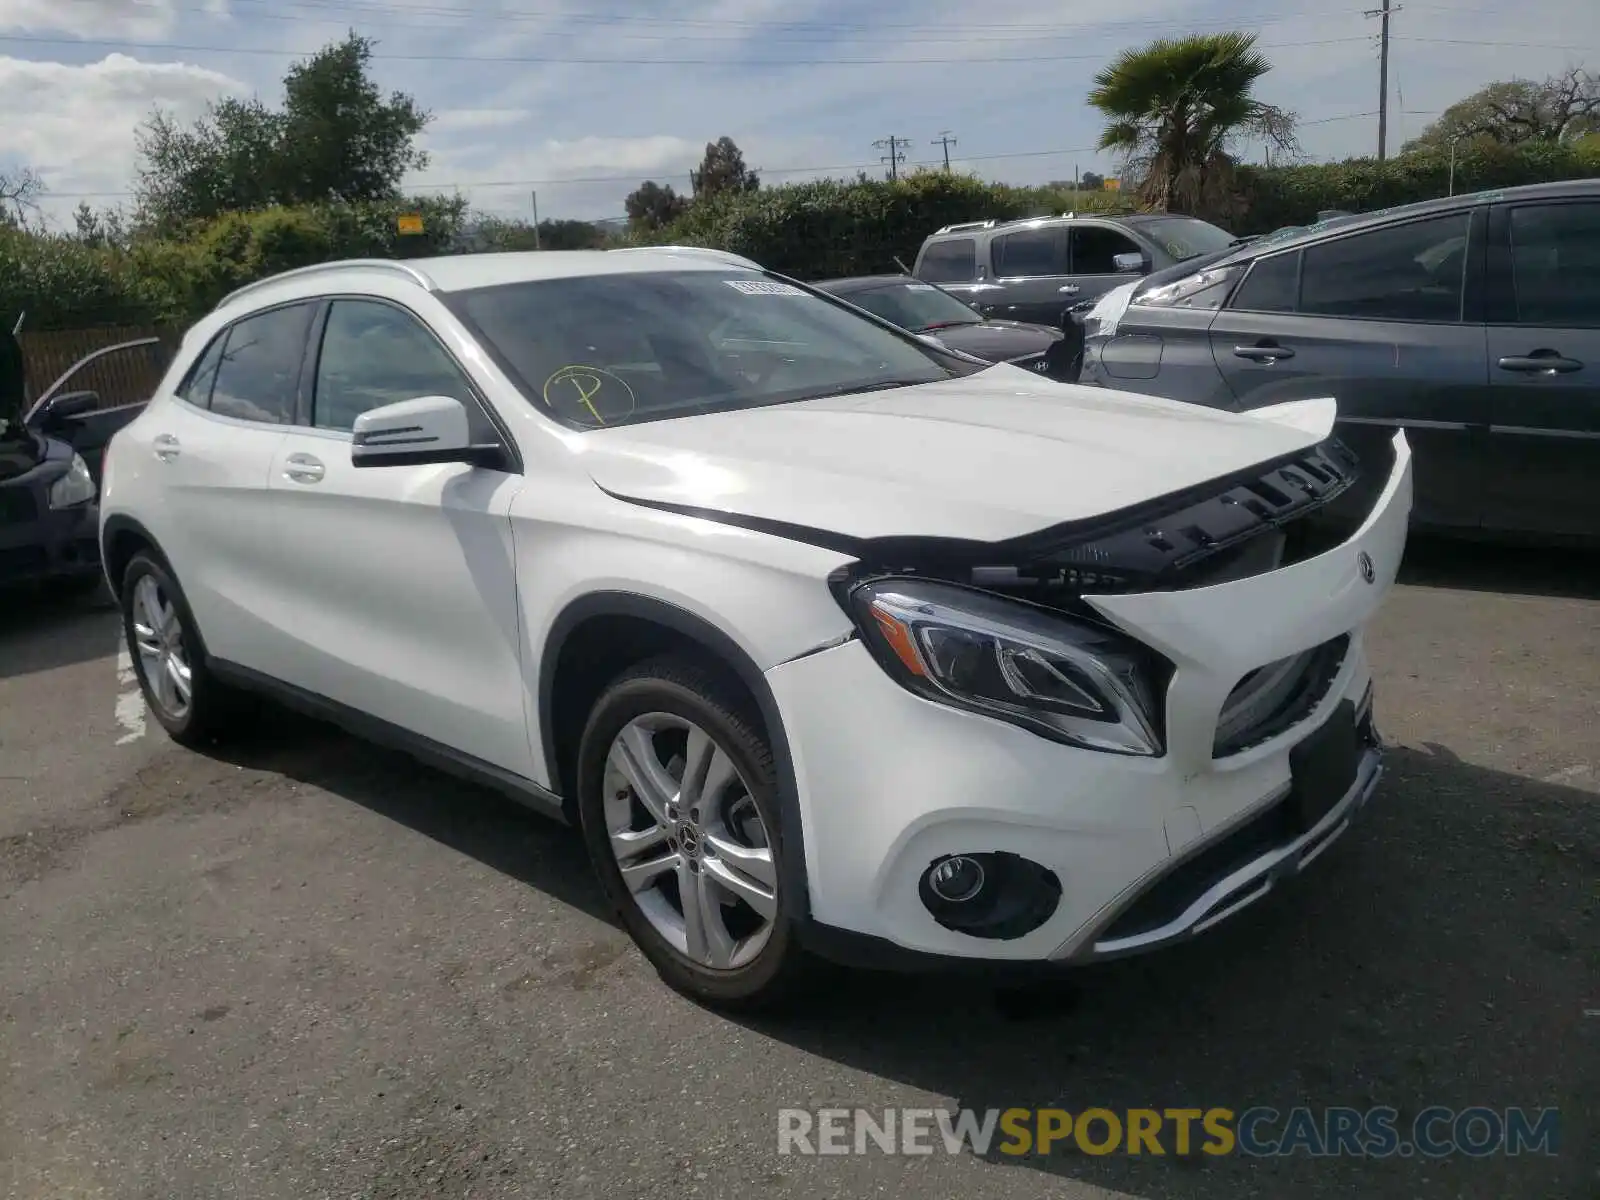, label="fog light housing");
[927,856,986,902]
[918,852,1062,940]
